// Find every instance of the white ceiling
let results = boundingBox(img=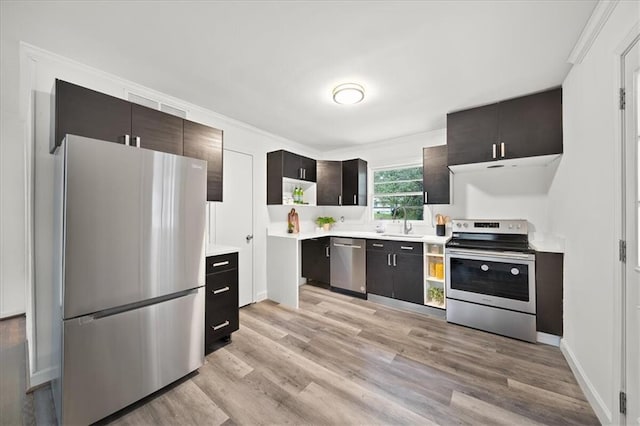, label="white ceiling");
[2,1,595,150]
